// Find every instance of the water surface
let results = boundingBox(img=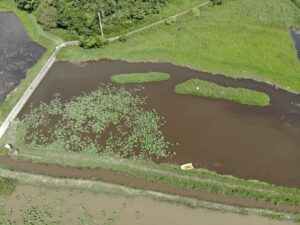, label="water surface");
[0,13,45,103]
[20,60,300,188]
